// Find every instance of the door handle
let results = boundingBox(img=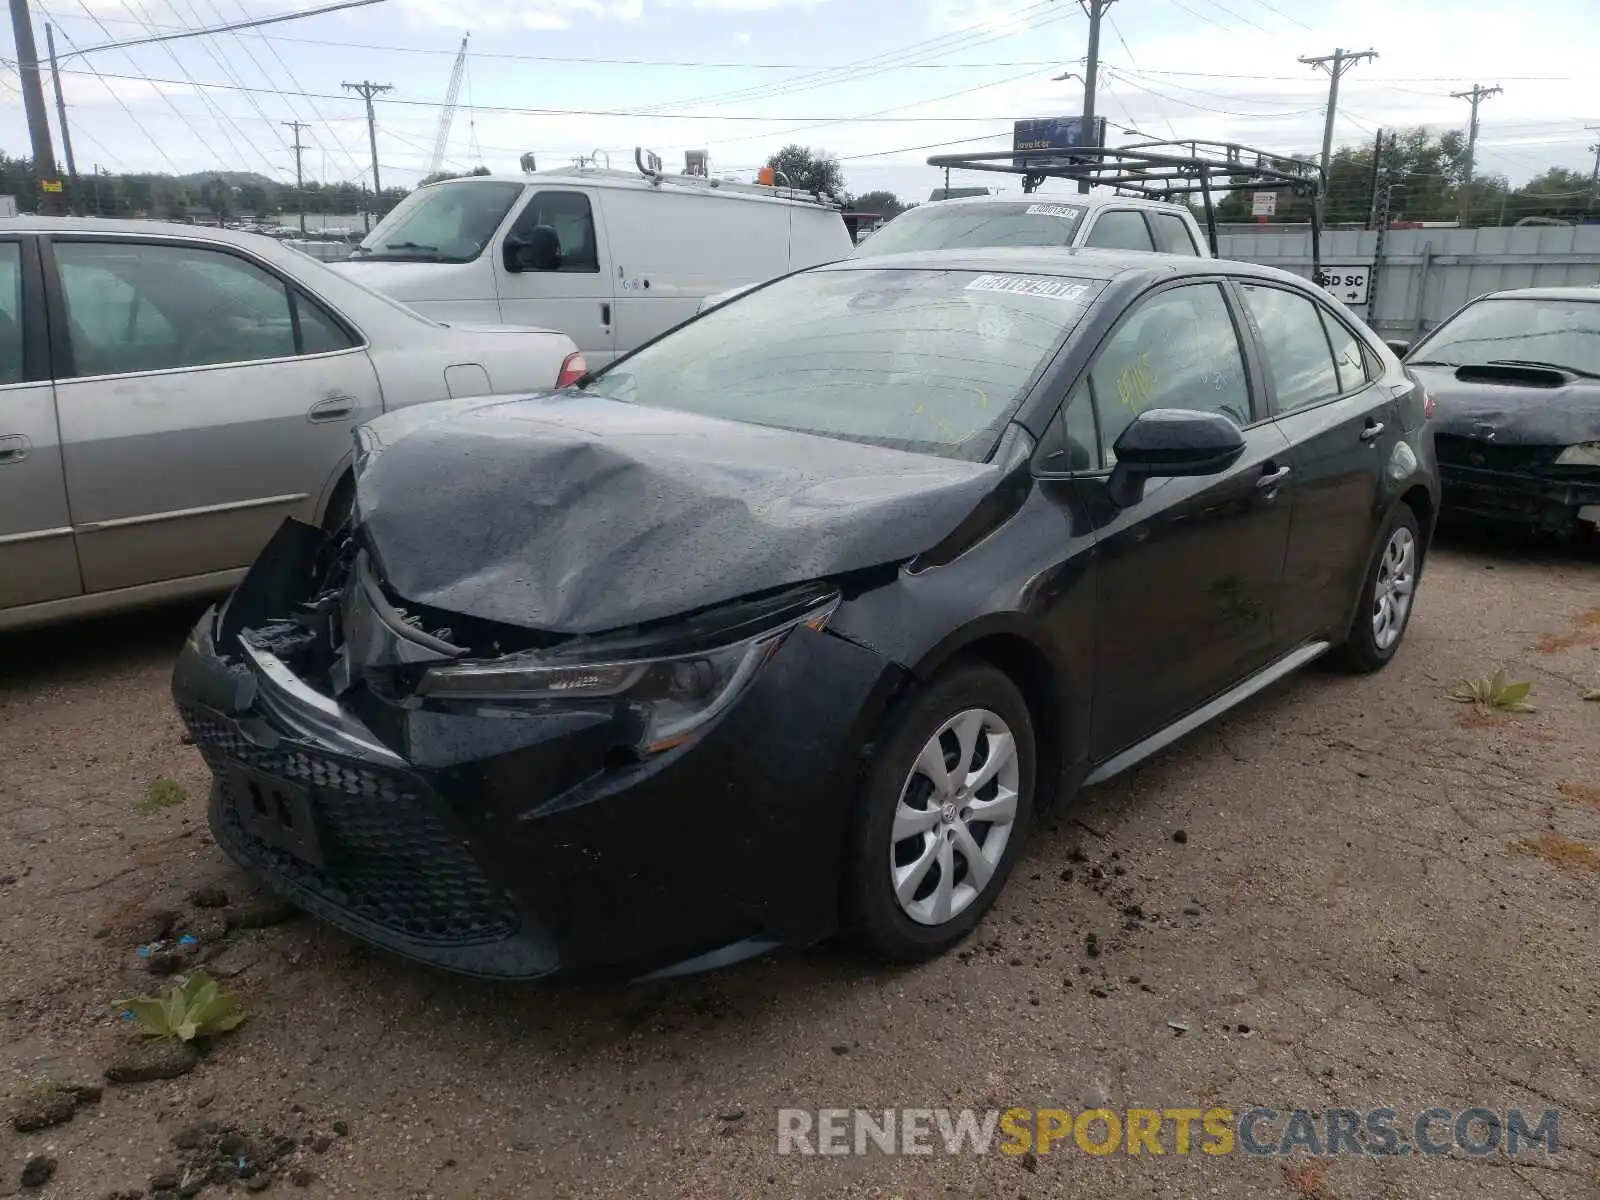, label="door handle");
[1255,464,1291,491]
[308,396,357,423]
[601,302,611,325]
[0,434,29,464]
[1360,421,1386,442]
